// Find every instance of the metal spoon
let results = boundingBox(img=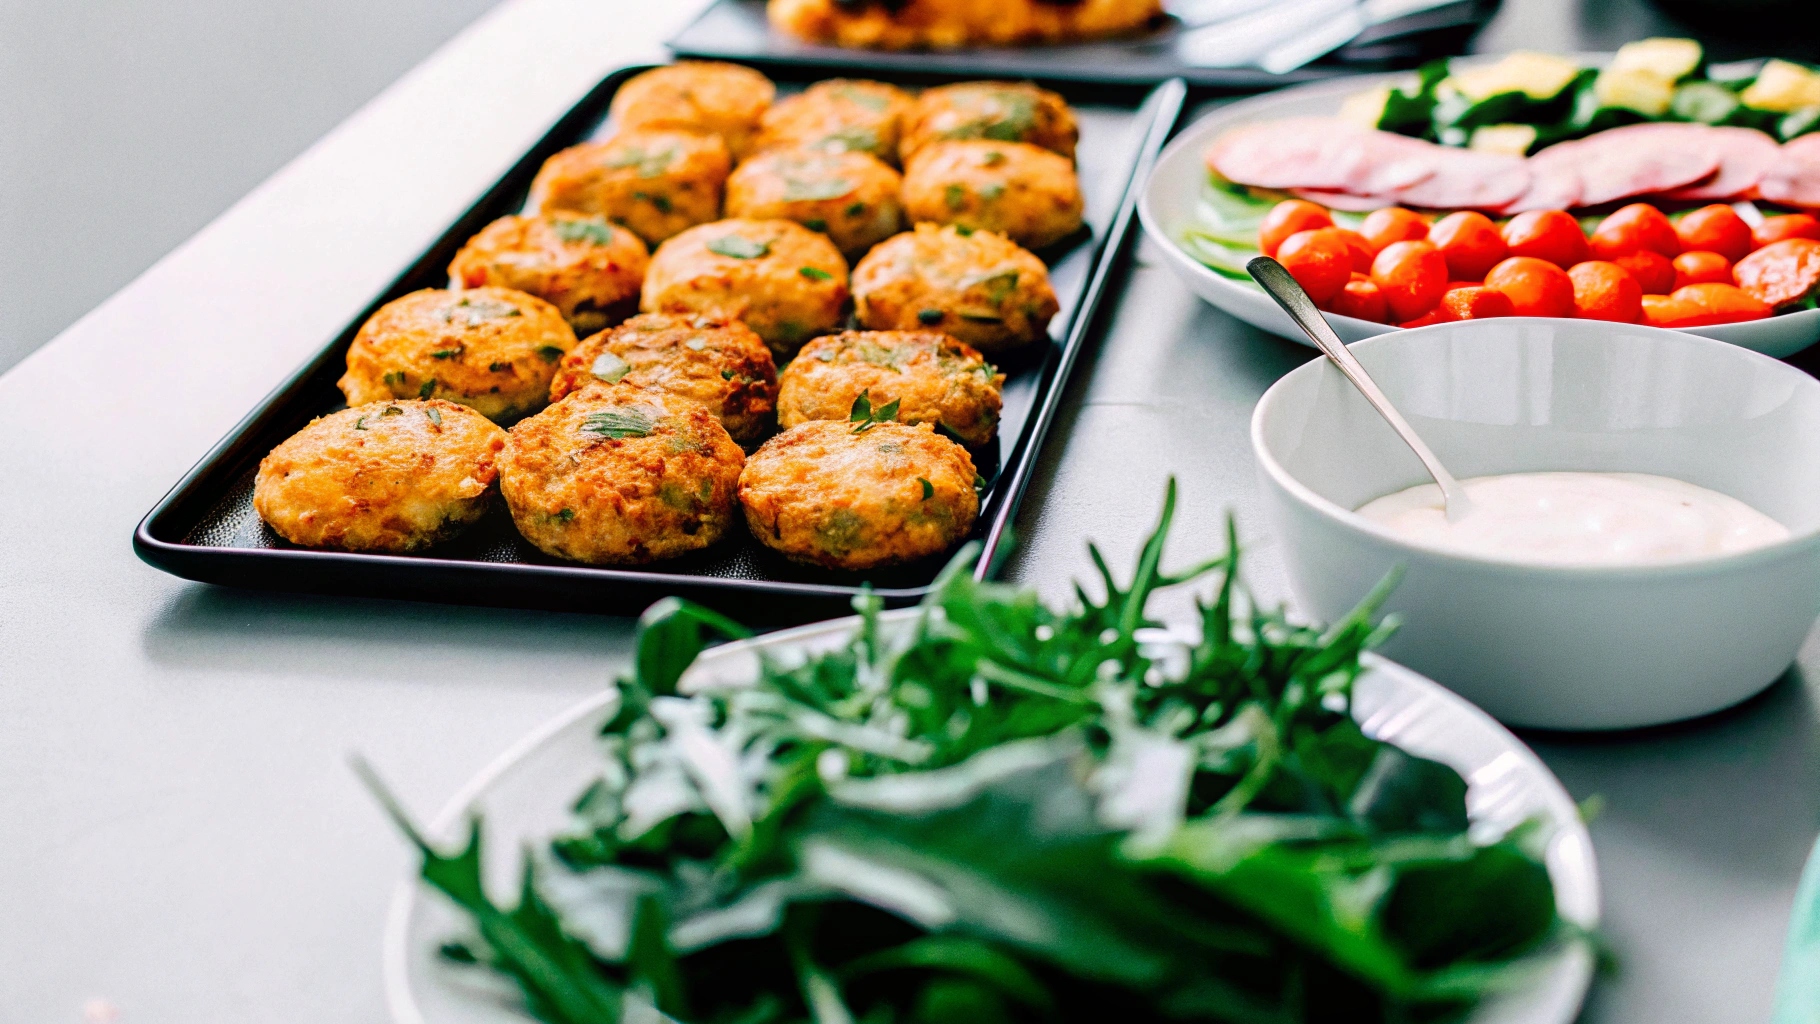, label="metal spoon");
[1247,255,1474,523]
